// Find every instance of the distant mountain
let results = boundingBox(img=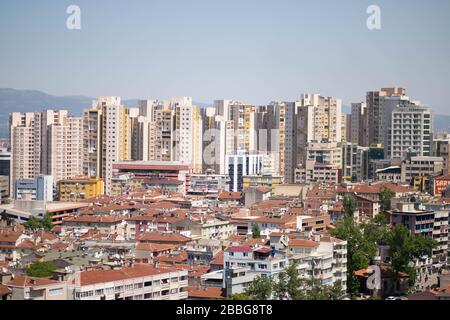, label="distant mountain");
[0,88,211,138]
[0,88,448,138]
